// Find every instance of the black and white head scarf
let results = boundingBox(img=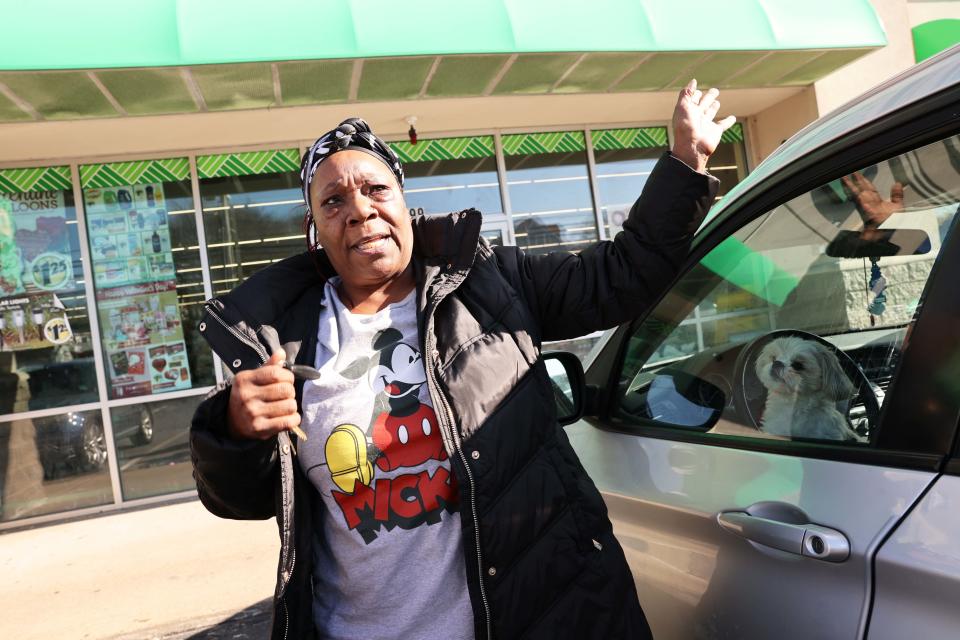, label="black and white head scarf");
[300,117,404,212]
